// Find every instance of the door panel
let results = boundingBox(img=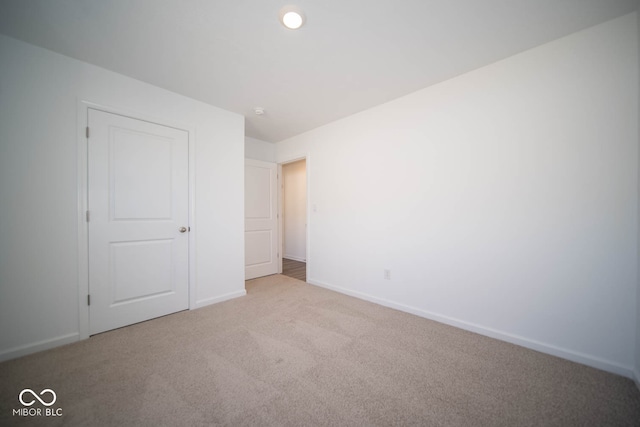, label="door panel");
[245,159,278,279]
[245,230,273,265]
[110,239,174,304]
[88,108,189,335]
[111,130,173,220]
